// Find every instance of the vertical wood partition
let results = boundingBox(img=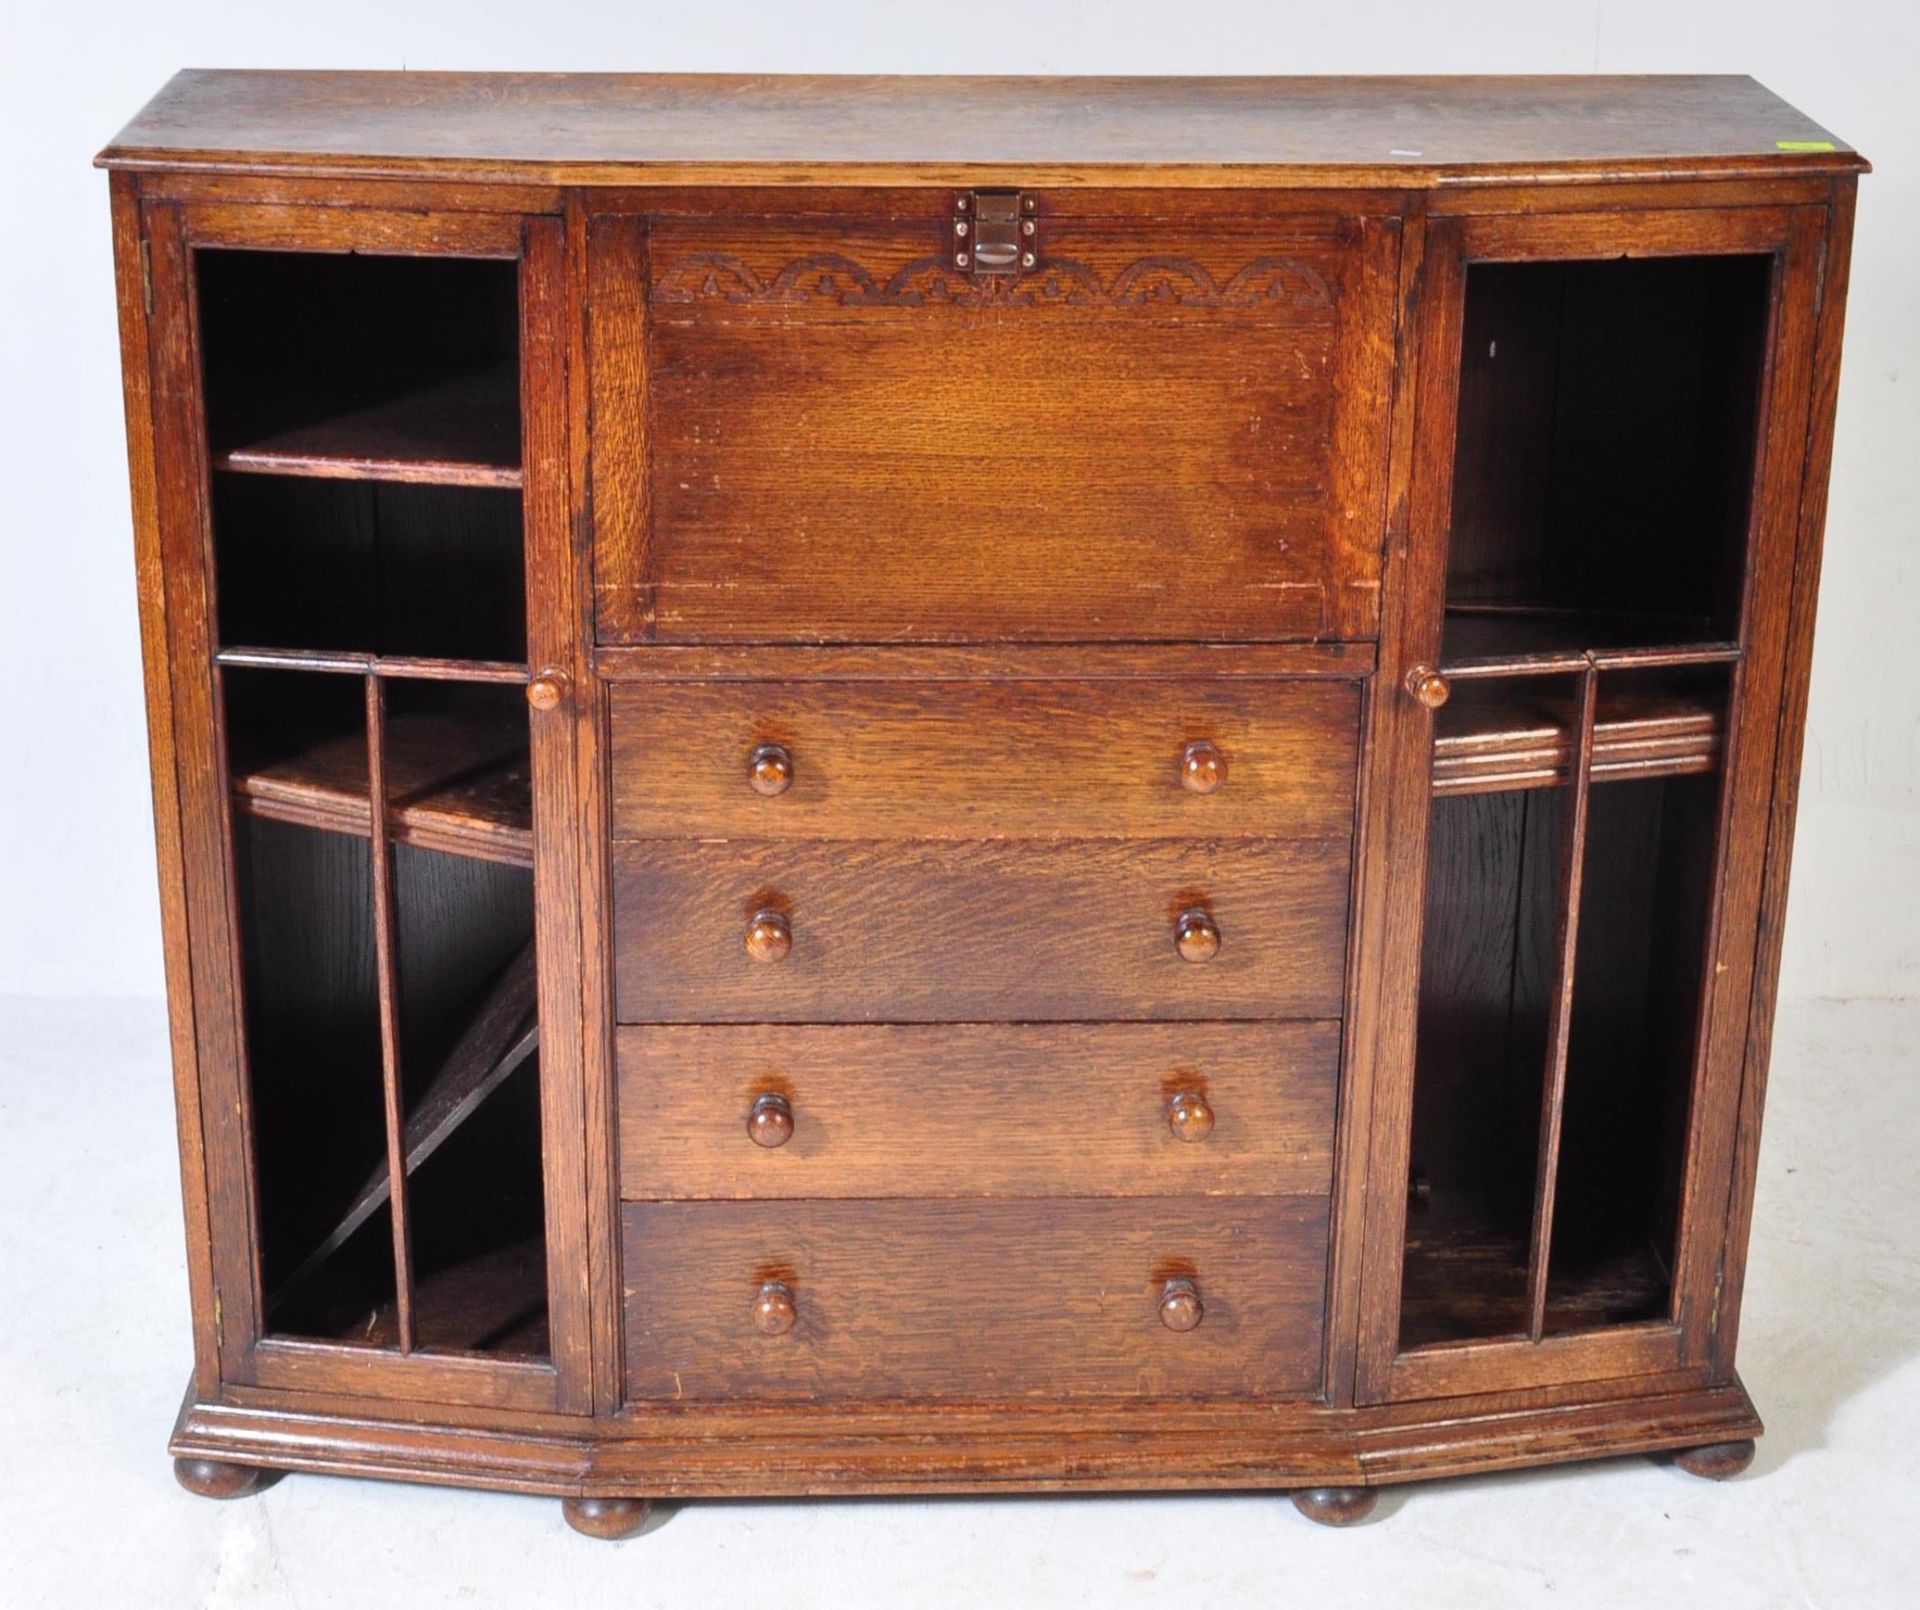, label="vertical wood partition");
[1524,662,1597,1340]
[364,671,418,1353]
